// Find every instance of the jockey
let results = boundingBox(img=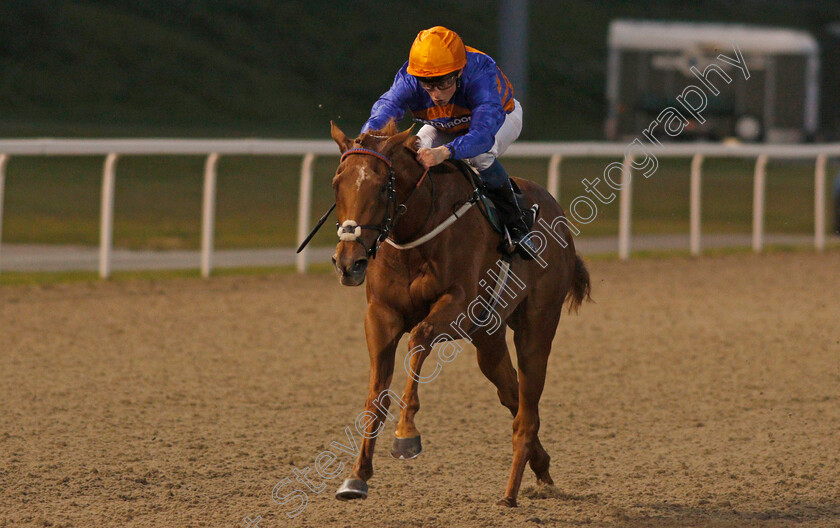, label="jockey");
[361,26,536,255]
